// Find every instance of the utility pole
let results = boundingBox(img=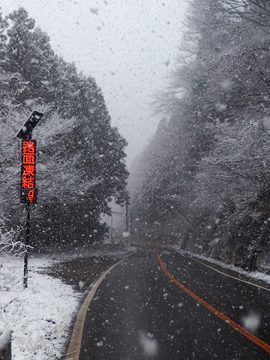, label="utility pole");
[125,191,130,233]
[110,216,113,242]
[130,208,133,235]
